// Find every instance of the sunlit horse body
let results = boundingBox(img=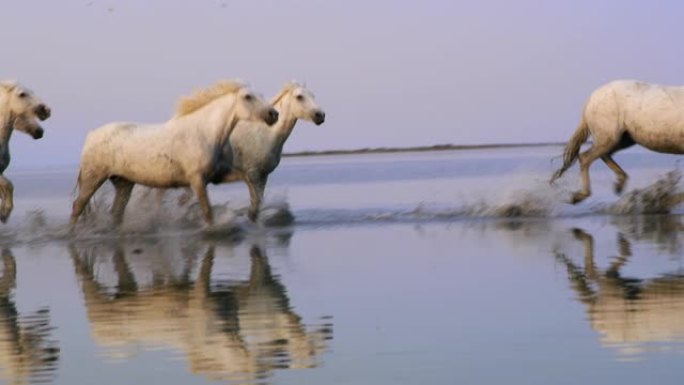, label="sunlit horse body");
[71,80,278,227]
[551,80,684,203]
[0,81,51,223]
[175,82,325,222]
